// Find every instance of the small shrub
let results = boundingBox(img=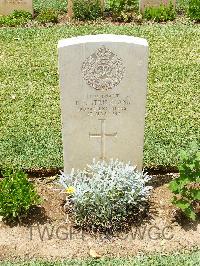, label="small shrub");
[0,10,32,27]
[143,2,176,22]
[169,142,200,220]
[59,159,152,231]
[36,9,58,24]
[176,0,189,14]
[0,16,6,27]
[73,0,102,20]
[11,10,32,20]
[106,0,137,21]
[0,170,41,220]
[107,0,127,17]
[188,0,200,21]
